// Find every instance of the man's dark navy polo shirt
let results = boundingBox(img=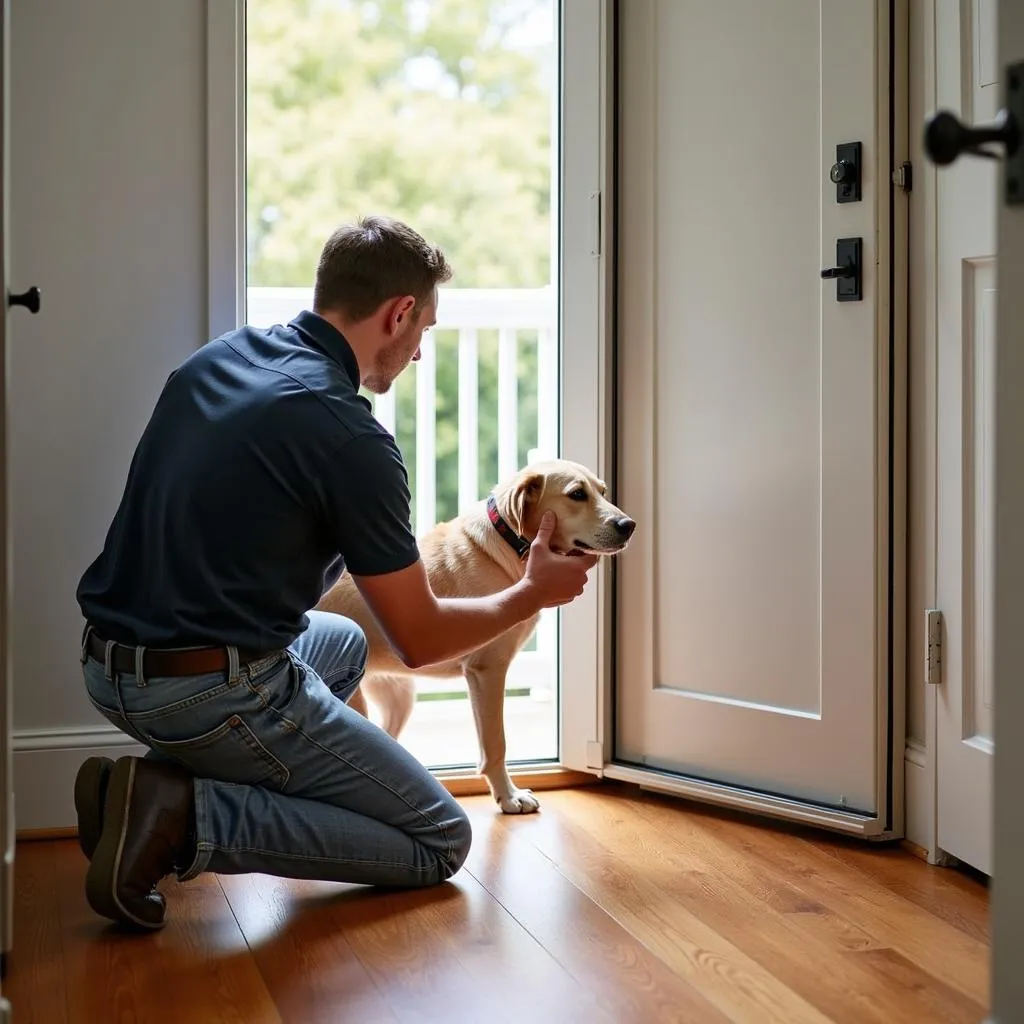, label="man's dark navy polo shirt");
[76,310,421,652]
